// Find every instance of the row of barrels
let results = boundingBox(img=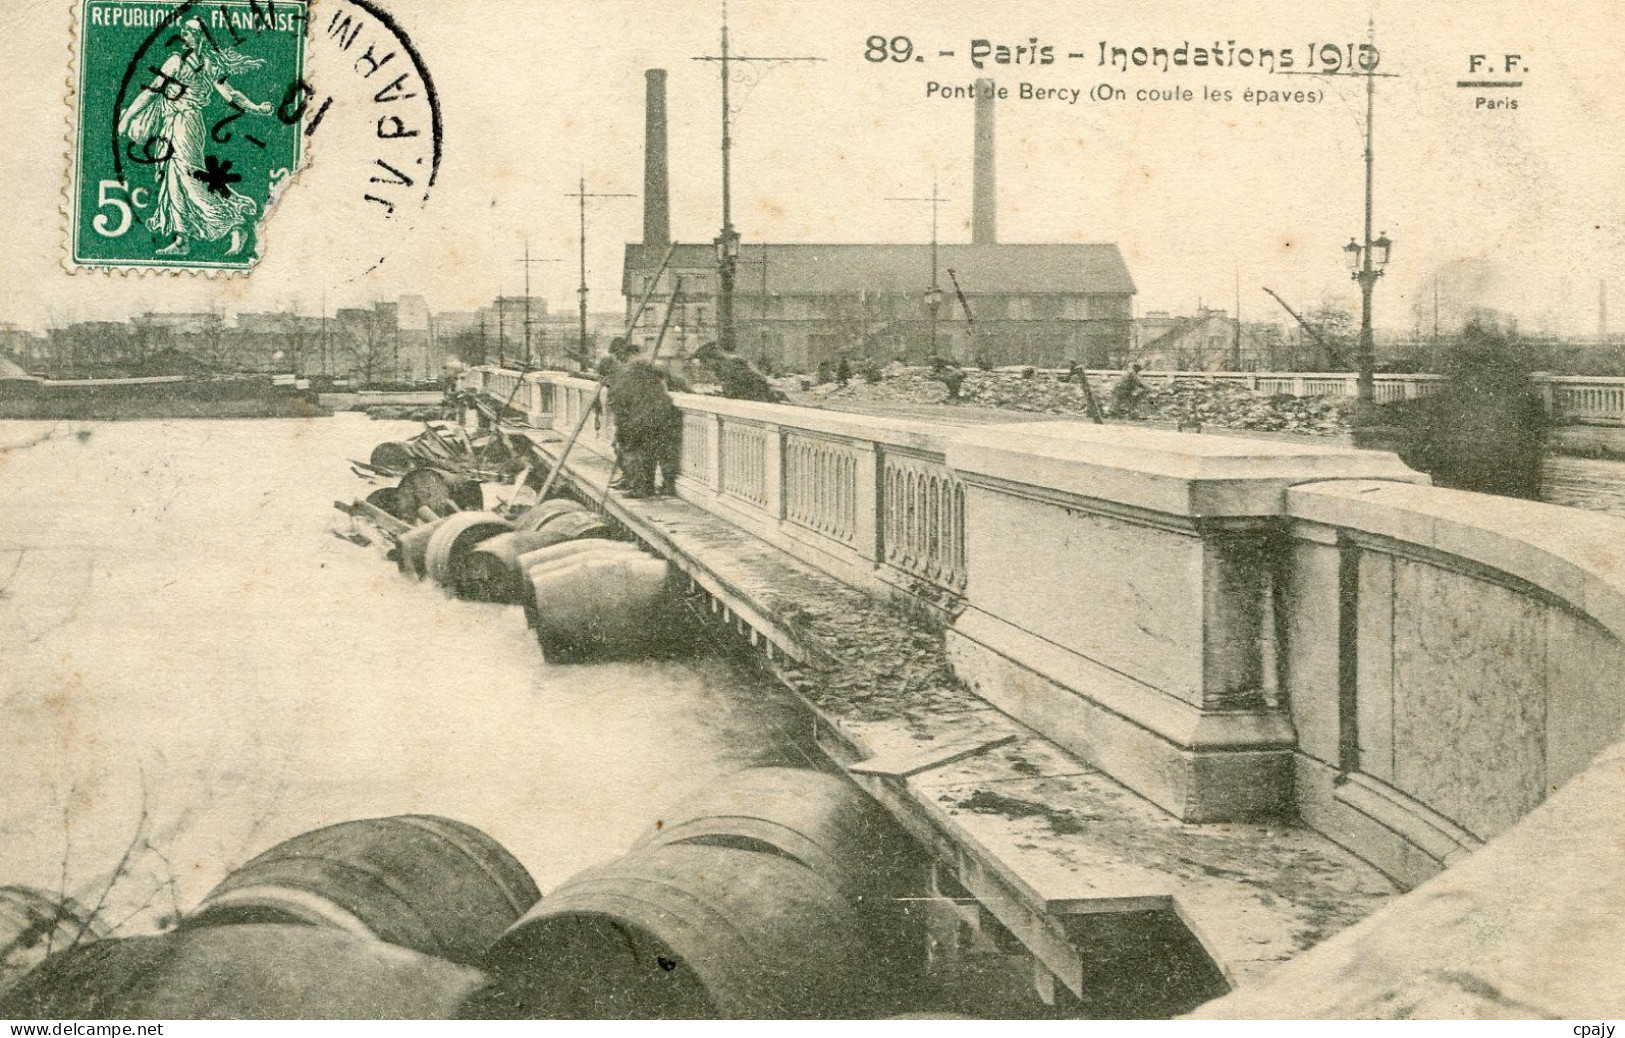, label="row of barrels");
[0,769,927,1019]
[389,490,684,664]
